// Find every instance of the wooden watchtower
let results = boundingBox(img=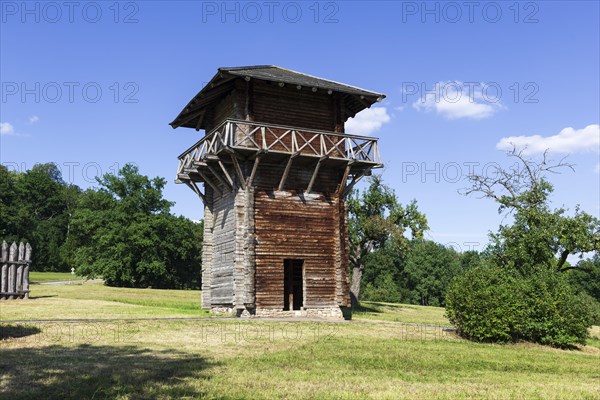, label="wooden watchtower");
[171,66,384,318]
